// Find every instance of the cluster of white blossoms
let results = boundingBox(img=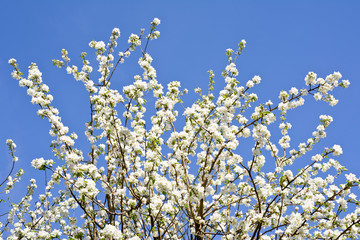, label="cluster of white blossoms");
[2,18,360,240]
[31,157,55,170]
[305,71,350,106]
